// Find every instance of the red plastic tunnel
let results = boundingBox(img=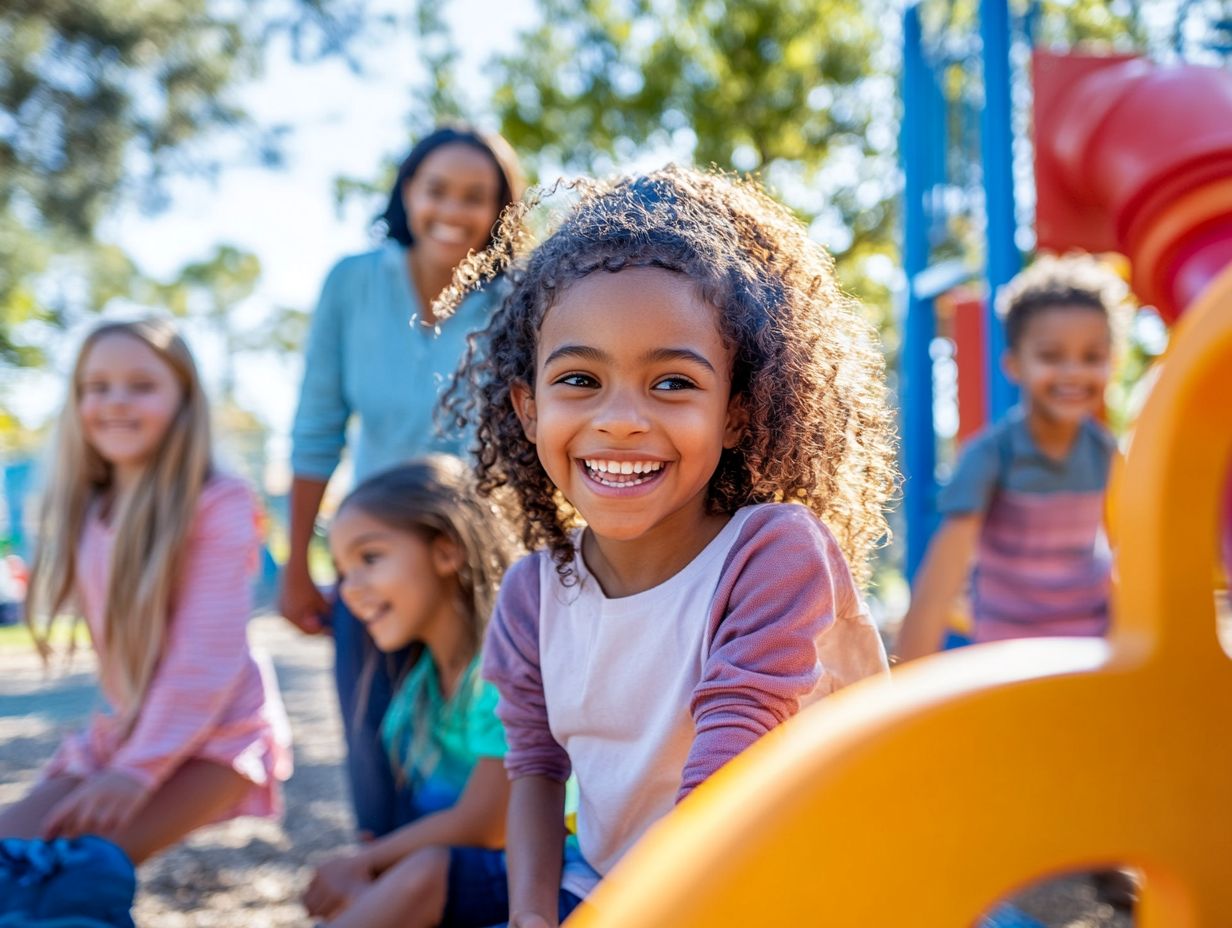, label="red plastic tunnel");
[1034,51,1232,322]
